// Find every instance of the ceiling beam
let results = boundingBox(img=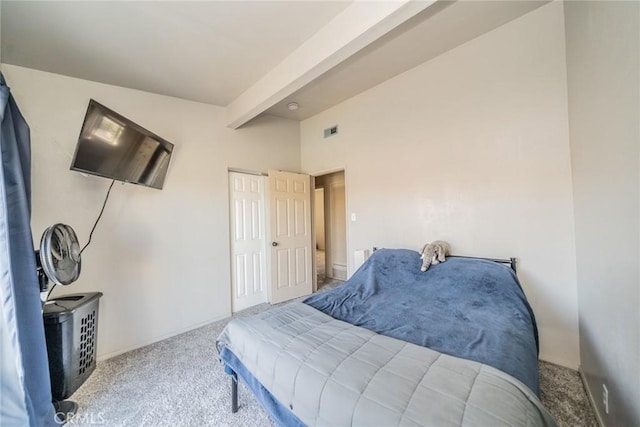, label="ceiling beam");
[226,0,437,129]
